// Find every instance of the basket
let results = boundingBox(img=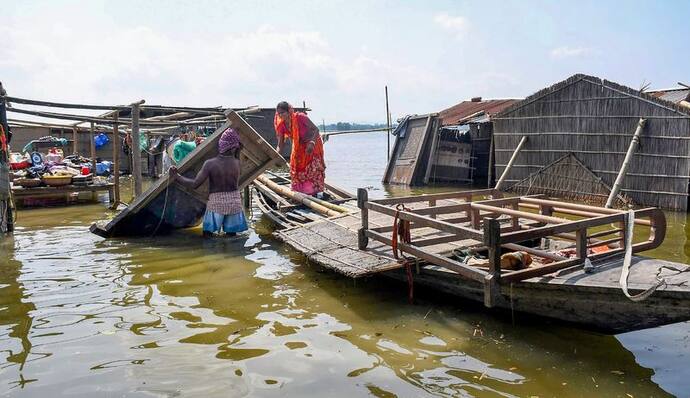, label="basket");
[42,175,73,187]
[15,178,42,188]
